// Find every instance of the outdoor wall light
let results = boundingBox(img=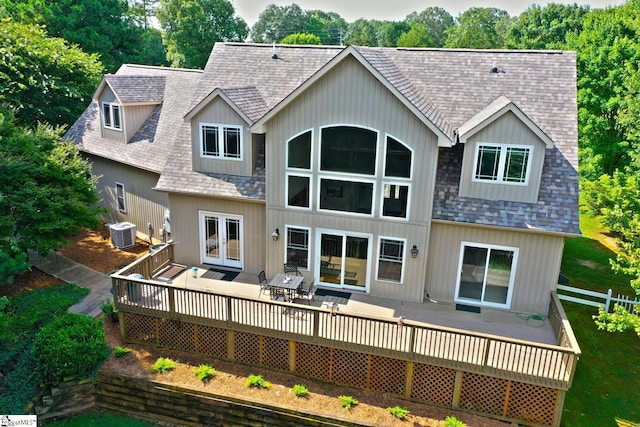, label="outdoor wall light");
[272,228,280,241]
[411,244,419,258]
